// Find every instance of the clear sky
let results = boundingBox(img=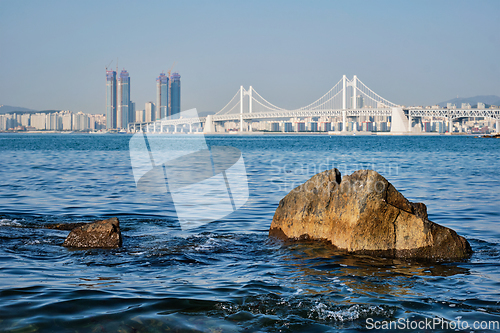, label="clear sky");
[0,0,499,114]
